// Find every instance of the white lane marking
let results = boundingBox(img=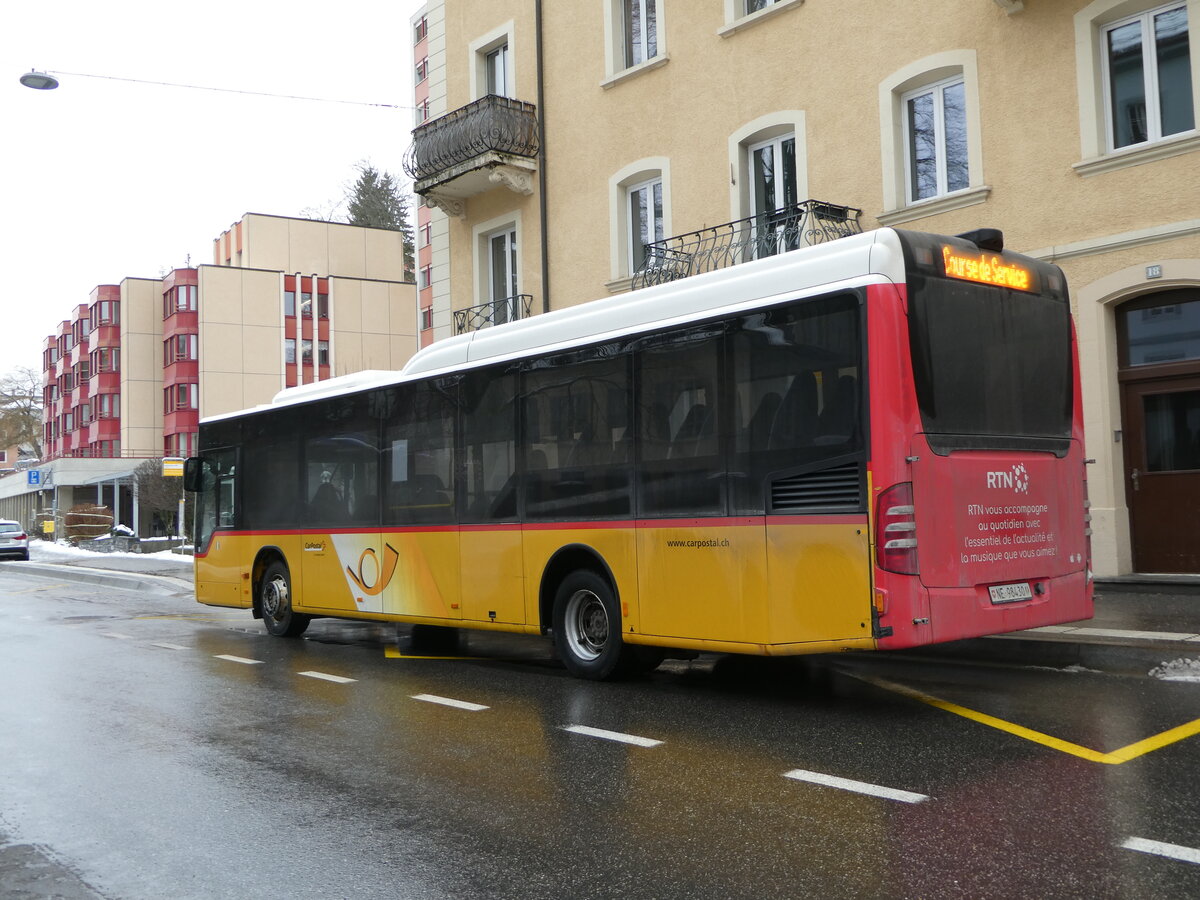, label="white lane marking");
[215,654,264,665]
[783,769,929,804]
[100,632,134,640]
[564,725,663,748]
[1121,837,1200,865]
[1080,628,1200,641]
[152,642,189,651]
[411,693,489,711]
[299,671,357,684]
